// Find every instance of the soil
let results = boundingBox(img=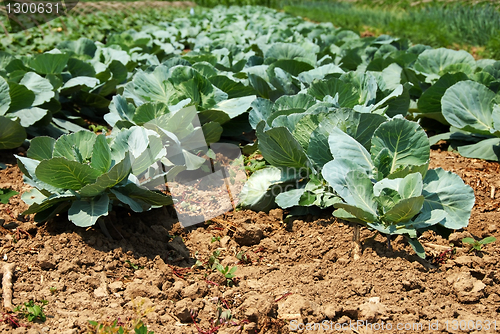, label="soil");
[0,147,499,334]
